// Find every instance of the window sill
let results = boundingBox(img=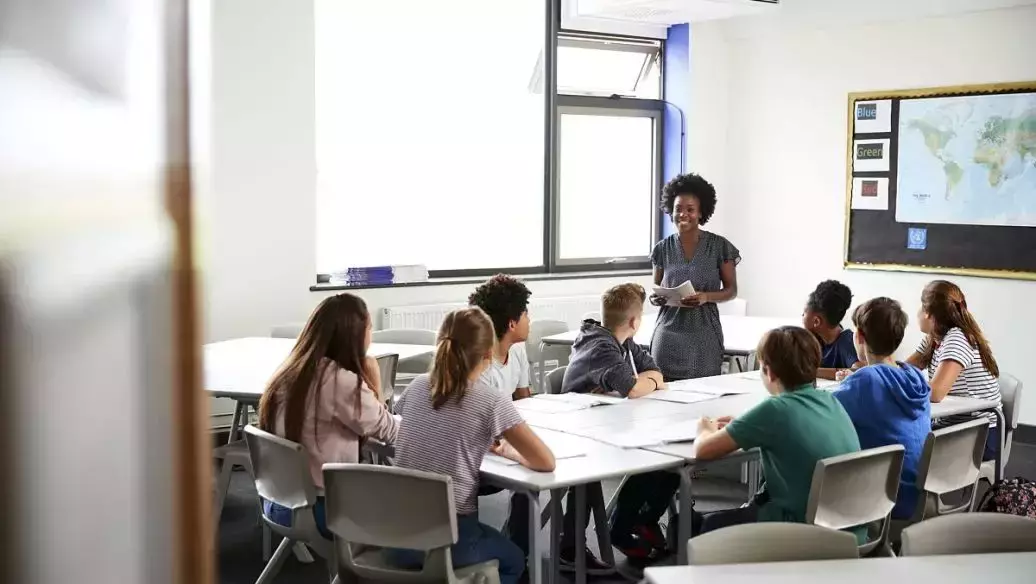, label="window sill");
[309,269,652,292]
